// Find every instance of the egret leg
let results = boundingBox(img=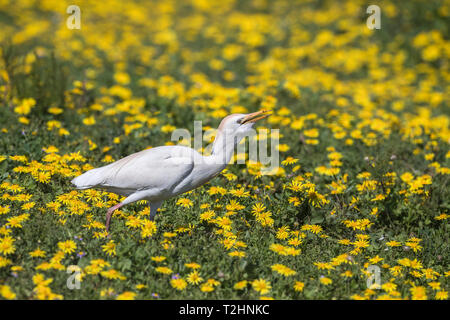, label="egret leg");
[105,192,150,232]
[149,201,162,221]
[105,202,123,233]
